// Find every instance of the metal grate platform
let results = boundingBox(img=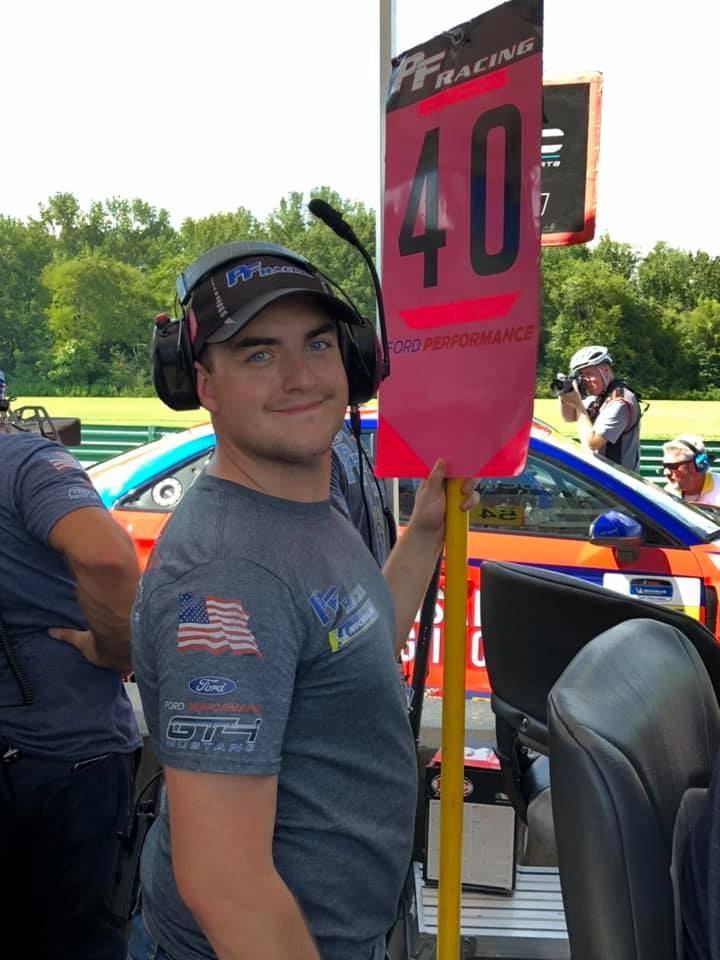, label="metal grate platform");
[412,862,570,959]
